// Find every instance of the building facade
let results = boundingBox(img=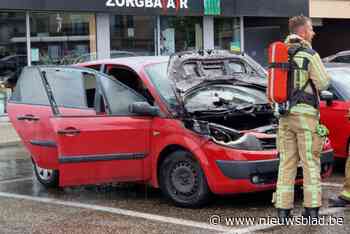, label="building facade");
[310,0,350,57]
[0,0,308,115]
